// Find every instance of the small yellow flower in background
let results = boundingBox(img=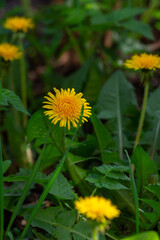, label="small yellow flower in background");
[124,53,160,71]
[75,196,120,223]
[4,16,34,33]
[43,88,92,130]
[0,43,22,61]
